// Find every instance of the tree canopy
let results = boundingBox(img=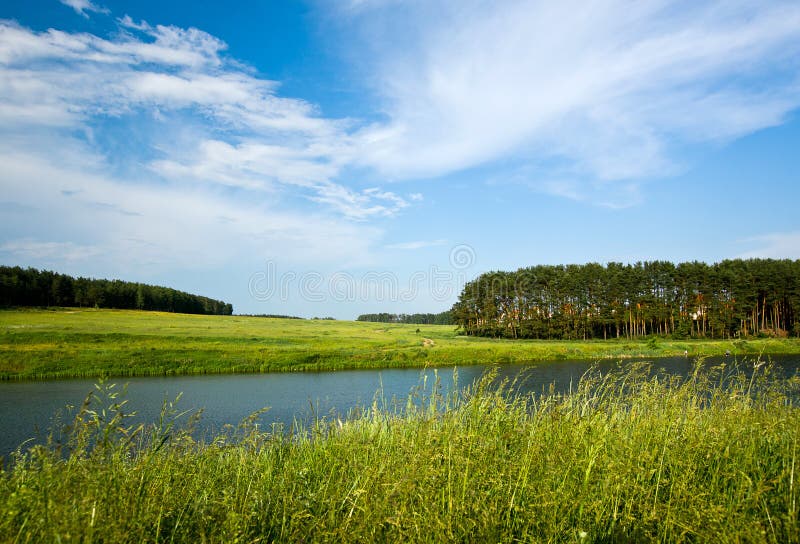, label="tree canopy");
[356,311,453,325]
[0,266,233,315]
[451,259,800,339]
